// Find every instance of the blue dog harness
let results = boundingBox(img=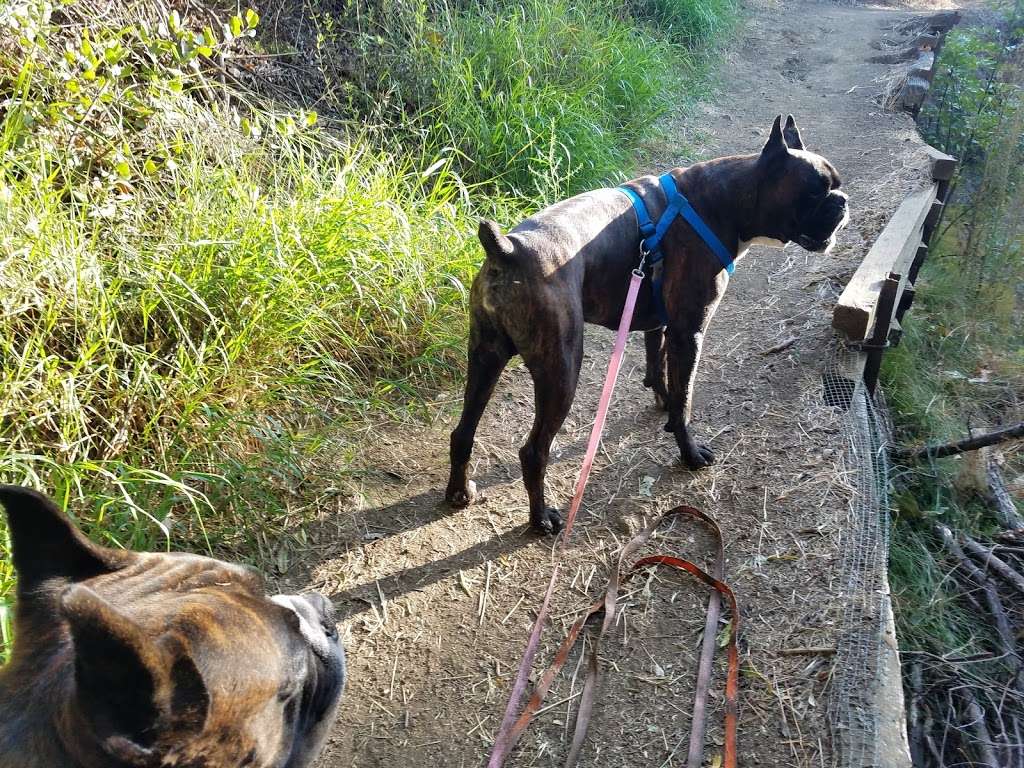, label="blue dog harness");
[617,173,735,325]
